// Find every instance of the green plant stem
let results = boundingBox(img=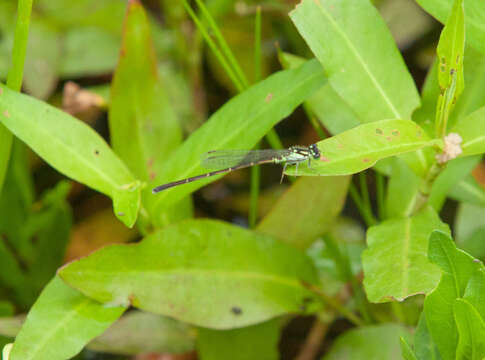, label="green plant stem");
[305,283,364,327]
[375,171,385,220]
[349,182,376,227]
[194,0,249,89]
[249,7,262,229]
[0,0,33,192]
[182,0,245,92]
